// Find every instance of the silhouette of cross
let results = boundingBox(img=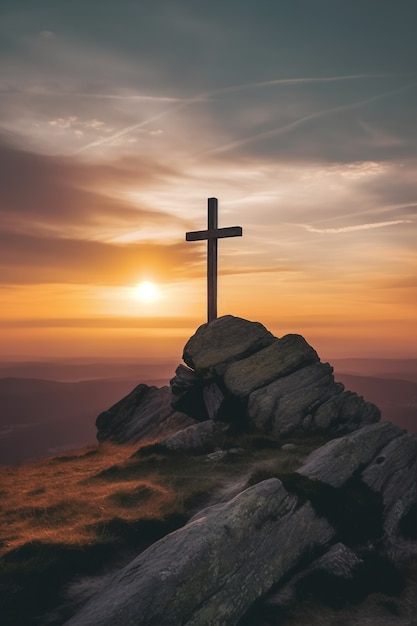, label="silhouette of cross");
[186,197,243,323]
